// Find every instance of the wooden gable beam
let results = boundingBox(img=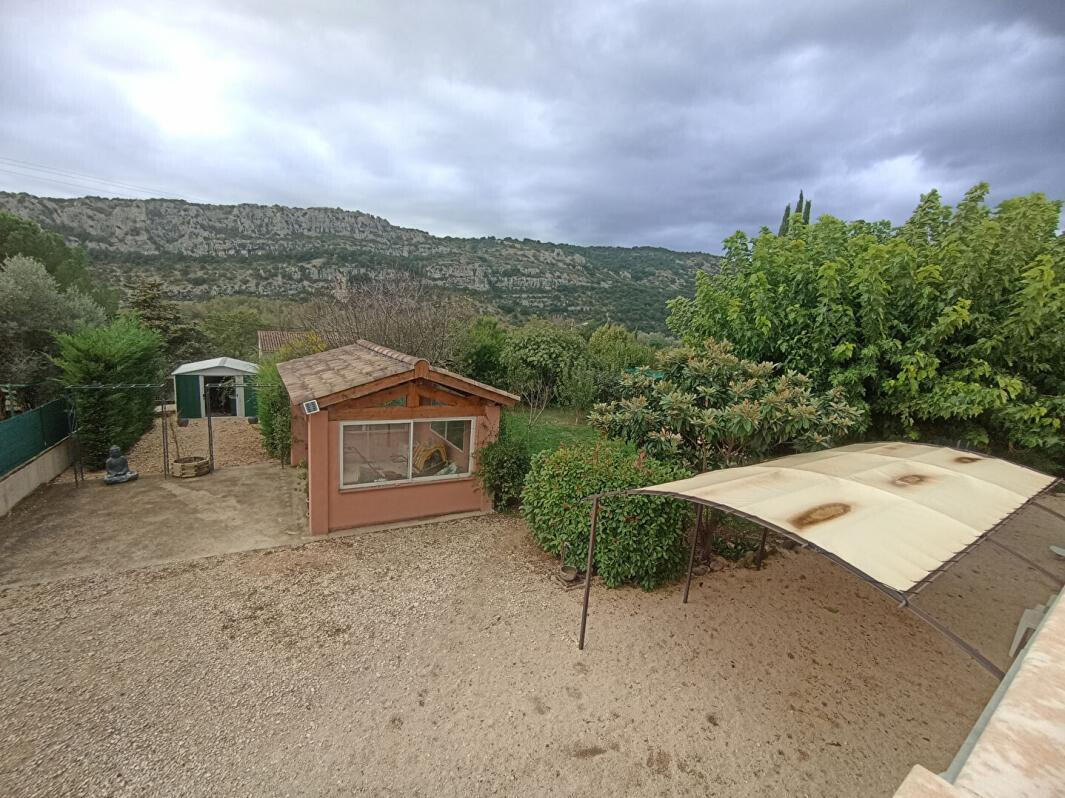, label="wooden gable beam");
[427,369,516,405]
